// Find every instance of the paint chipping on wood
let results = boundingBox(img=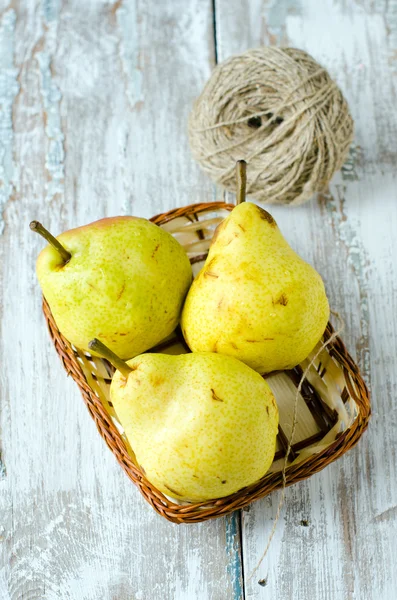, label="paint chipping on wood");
[36,0,64,201]
[0,452,5,479]
[373,505,397,523]
[341,143,361,182]
[225,513,244,600]
[321,186,371,384]
[0,9,19,234]
[115,1,144,110]
[266,0,302,44]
